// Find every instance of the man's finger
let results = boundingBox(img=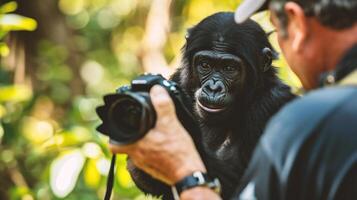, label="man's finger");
[150,85,176,118]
